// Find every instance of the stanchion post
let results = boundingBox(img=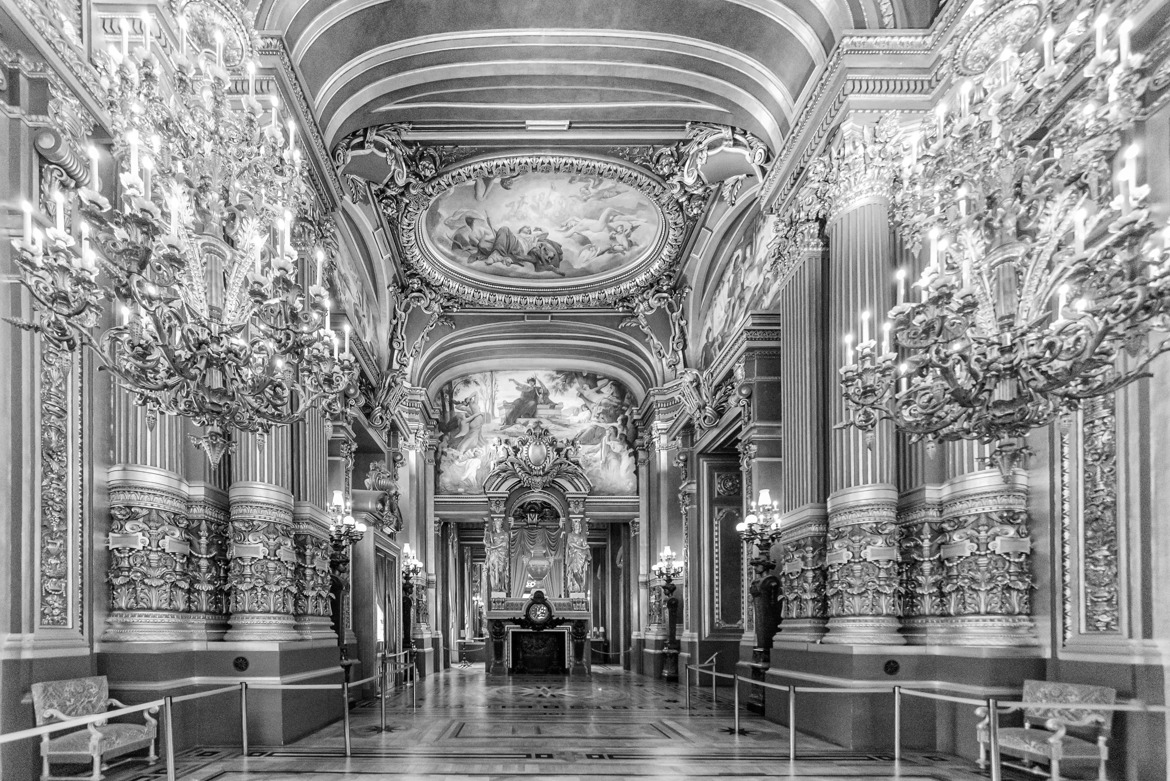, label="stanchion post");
[893,685,902,761]
[787,685,796,762]
[380,656,388,733]
[685,666,690,711]
[712,667,716,704]
[733,677,740,735]
[987,697,1002,781]
[164,695,176,781]
[239,682,249,757]
[343,680,352,757]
